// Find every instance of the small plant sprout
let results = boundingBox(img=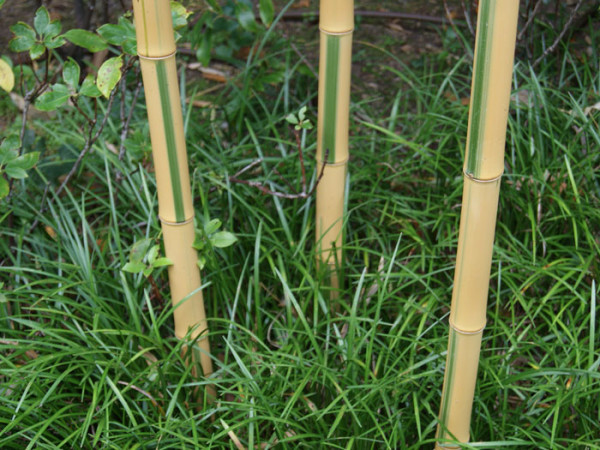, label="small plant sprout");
[122,238,172,278]
[193,218,238,270]
[0,136,39,199]
[285,105,313,131]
